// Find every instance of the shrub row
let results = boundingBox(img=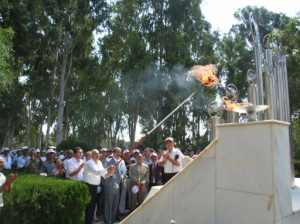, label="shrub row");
[0,174,90,224]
